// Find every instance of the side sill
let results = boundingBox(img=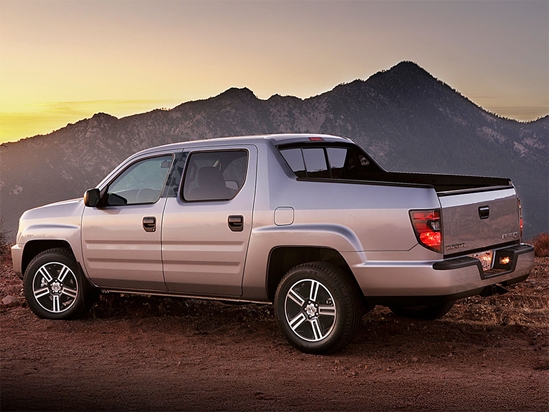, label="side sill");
[100,289,271,305]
